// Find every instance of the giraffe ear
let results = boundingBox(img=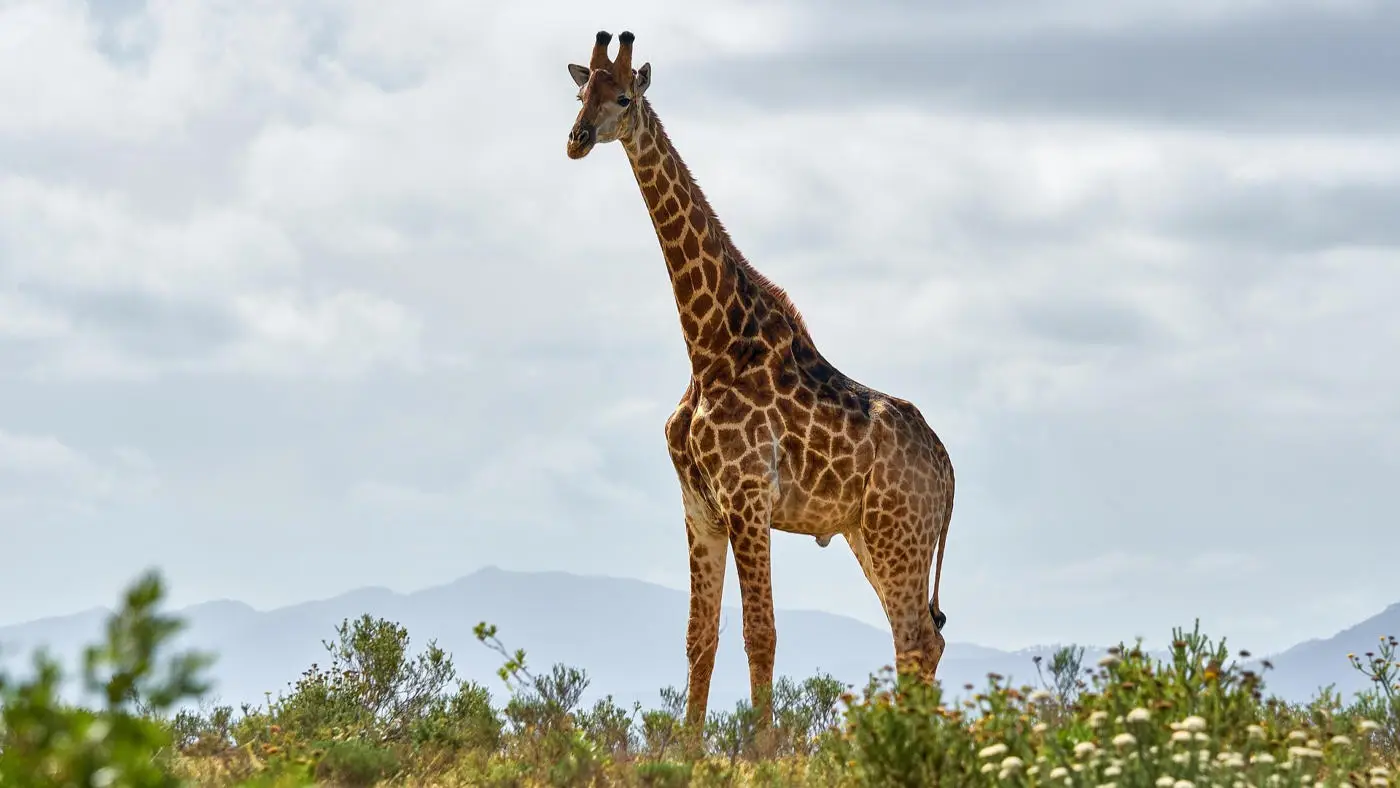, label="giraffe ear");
[568,63,590,87]
[633,62,652,96]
